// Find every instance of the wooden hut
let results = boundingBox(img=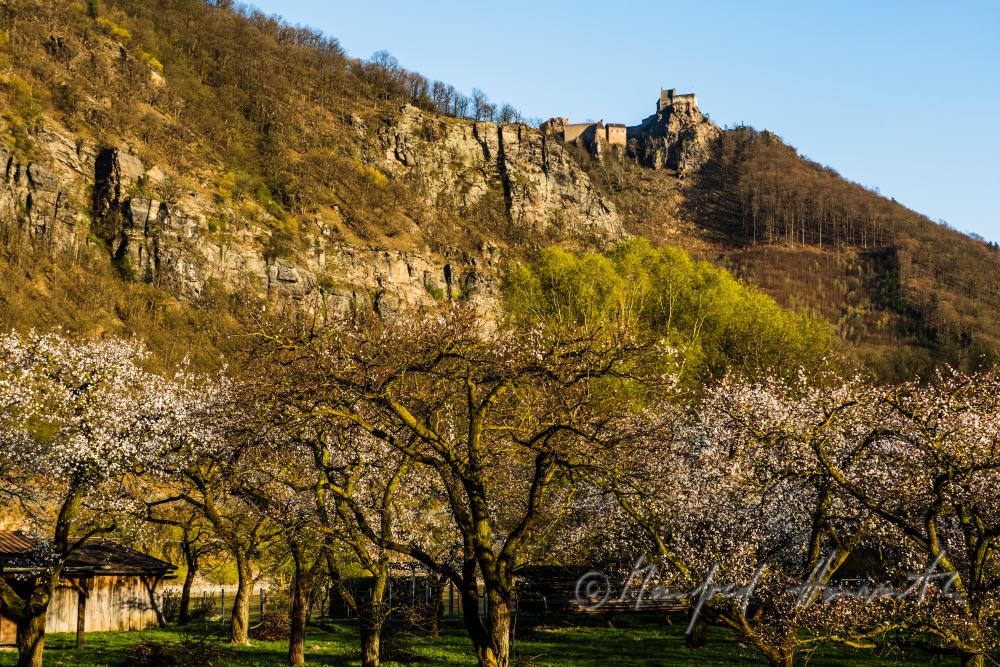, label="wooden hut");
[0,531,176,646]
